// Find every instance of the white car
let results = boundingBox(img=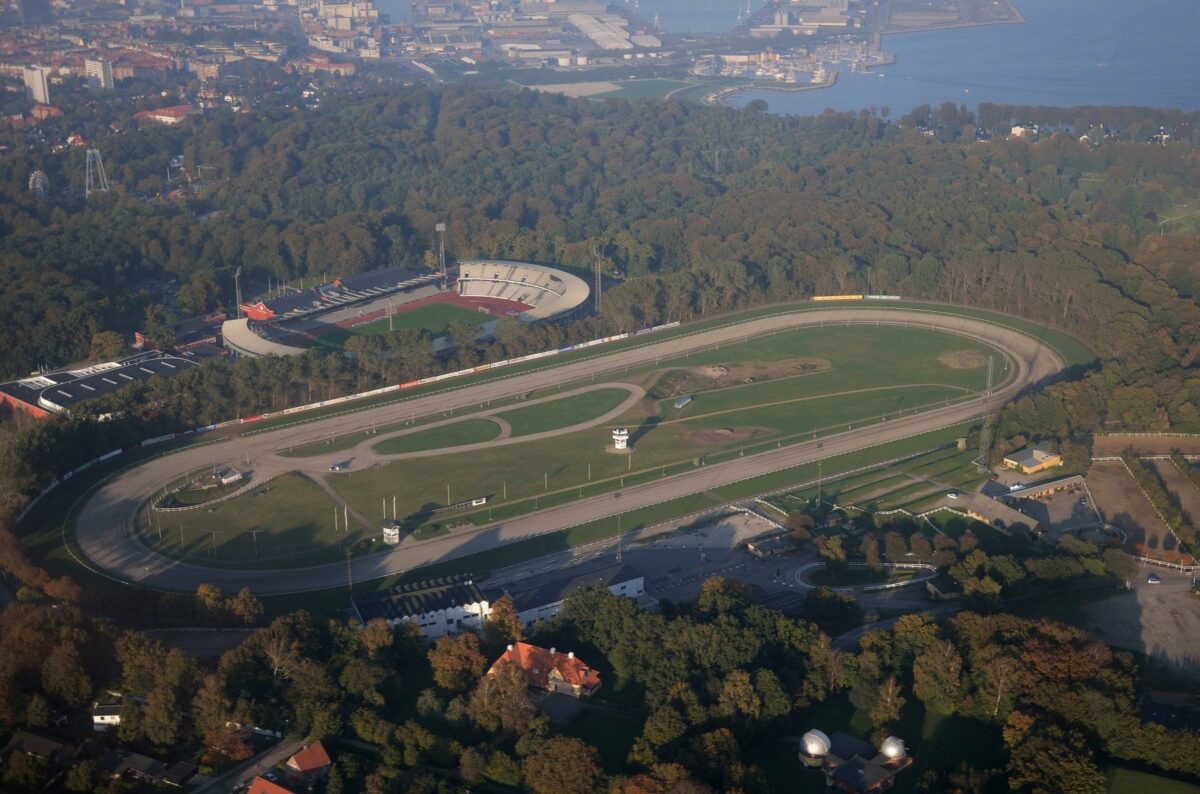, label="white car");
[1147,572,1162,585]
[946,491,960,500]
